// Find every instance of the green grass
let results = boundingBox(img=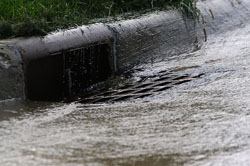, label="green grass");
[0,0,197,39]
